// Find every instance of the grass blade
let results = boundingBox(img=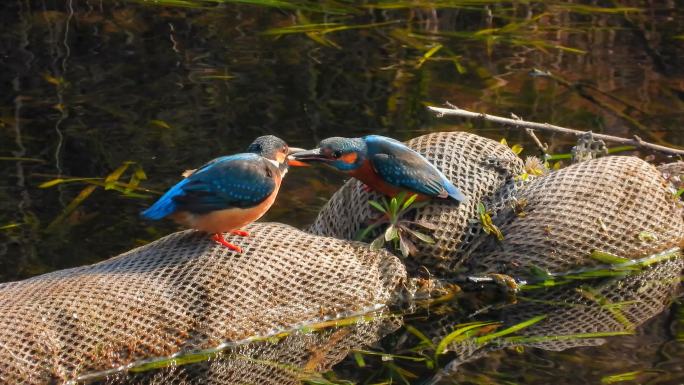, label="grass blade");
[475,315,547,345]
[589,250,630,264]
[369,200,387,213]
[435,321,498,358]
